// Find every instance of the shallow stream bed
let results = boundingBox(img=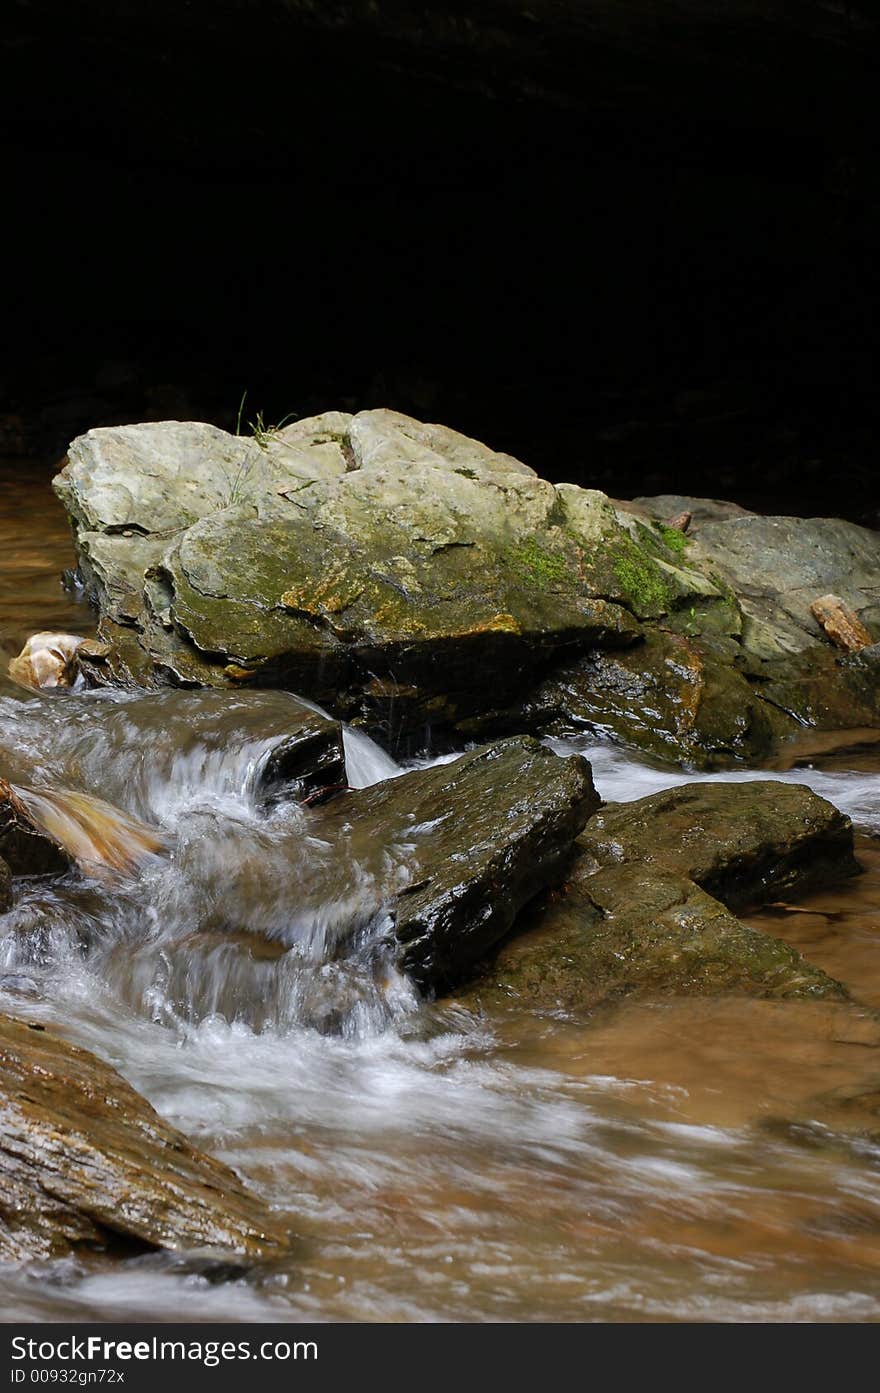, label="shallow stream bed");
[1,459,879,1322]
